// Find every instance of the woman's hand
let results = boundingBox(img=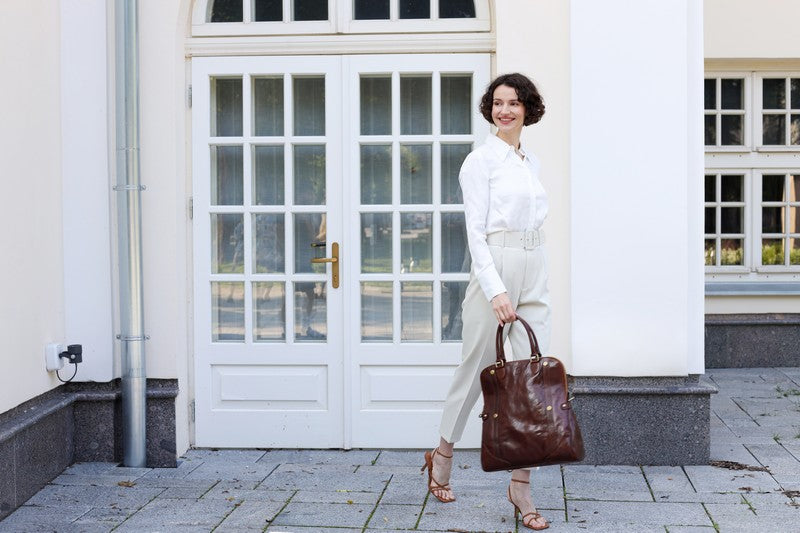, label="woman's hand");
[491,292,516,324]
